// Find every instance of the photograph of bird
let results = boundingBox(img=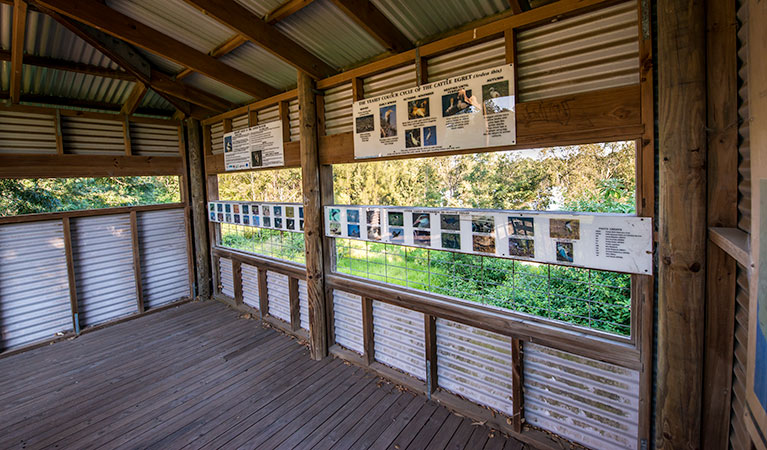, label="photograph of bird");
[408,131,421,147]
[380,107,397,137]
